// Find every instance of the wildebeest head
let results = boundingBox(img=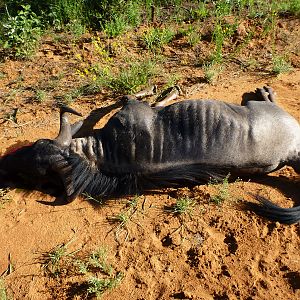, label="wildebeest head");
[0,107,82,197]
